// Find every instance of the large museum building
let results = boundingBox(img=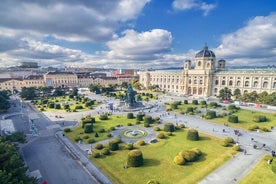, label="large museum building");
[139,46,276,97]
